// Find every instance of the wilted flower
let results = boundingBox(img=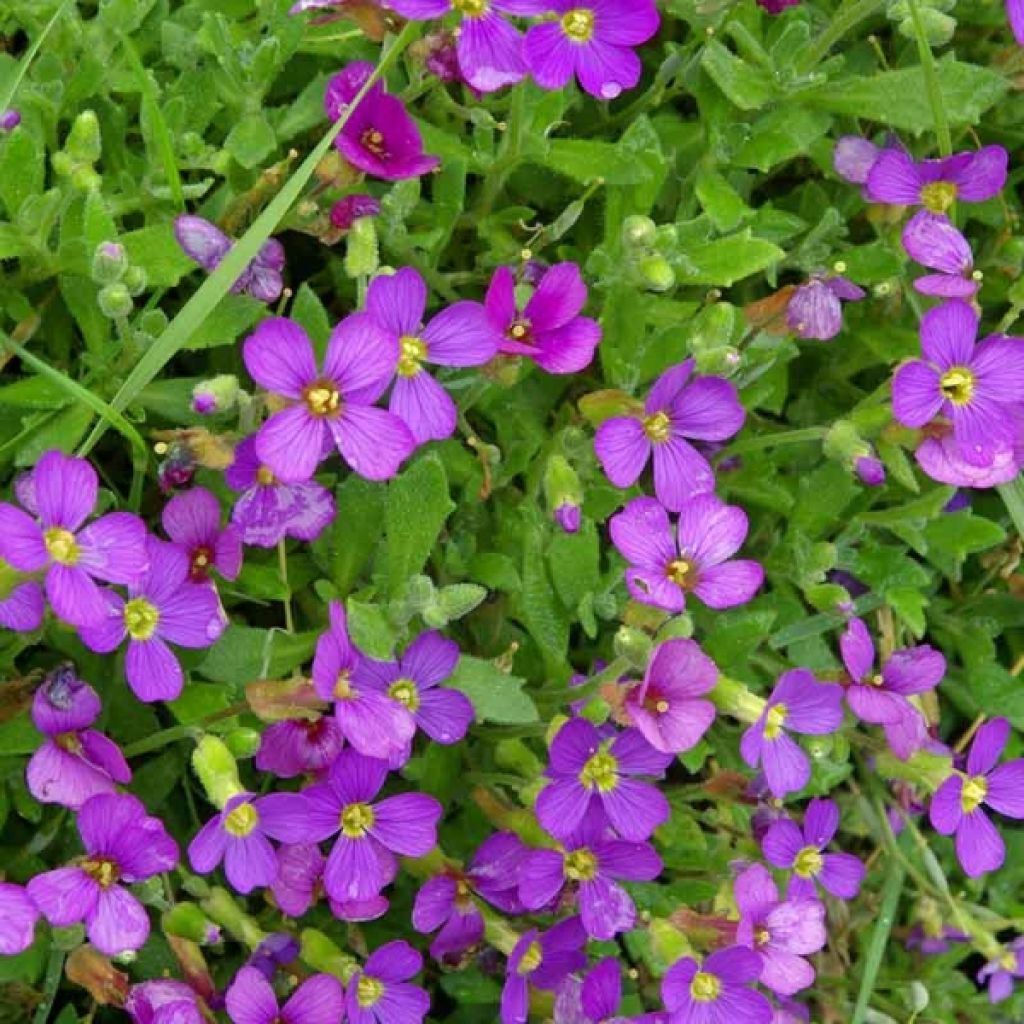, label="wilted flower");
[833,136,883,186]
[330,193,381,230]
[786,276,865,341]
[661,946,773,1024]
[865,145,1008,212]
[346,940,430,1024]
[502,917,588,1024]
[901,211,980,298]
[226,966,344,1024]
